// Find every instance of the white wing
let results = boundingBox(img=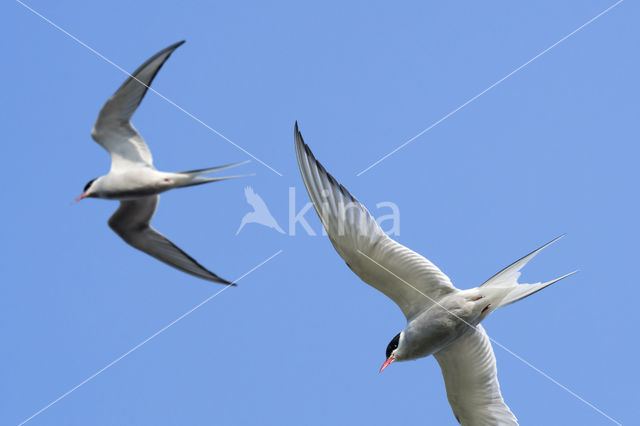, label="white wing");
[294,123,455,320]
[434,325,518,425]
[91,41,185,171]
[108,195,232,285]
